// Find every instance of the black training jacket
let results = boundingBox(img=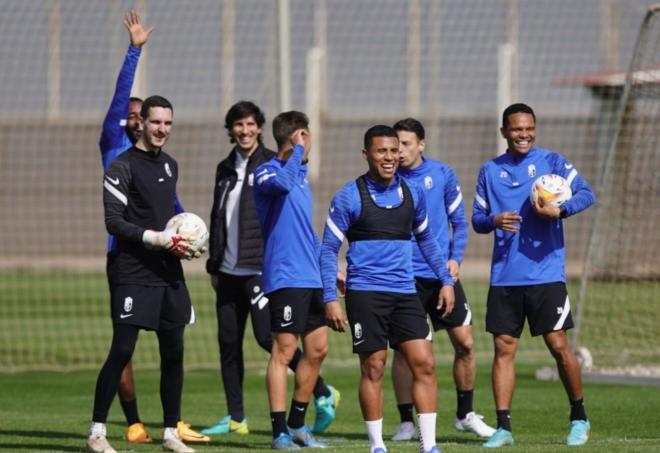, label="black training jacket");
[206,143,276,274]
[103,147,184,286]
